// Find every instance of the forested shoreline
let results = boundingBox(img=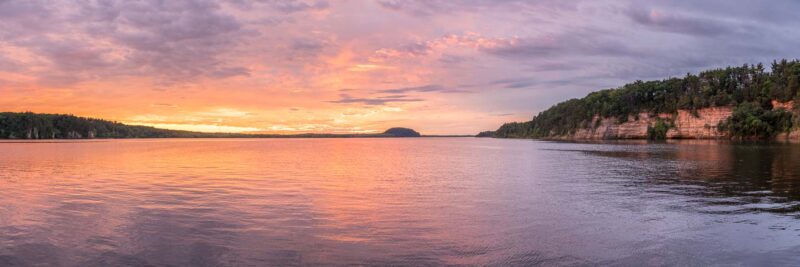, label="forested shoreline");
[488,59,800,140]
[0,113,423,139]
